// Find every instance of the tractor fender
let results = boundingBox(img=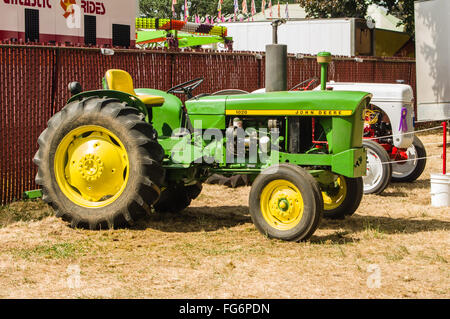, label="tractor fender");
[67,90,149,120]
